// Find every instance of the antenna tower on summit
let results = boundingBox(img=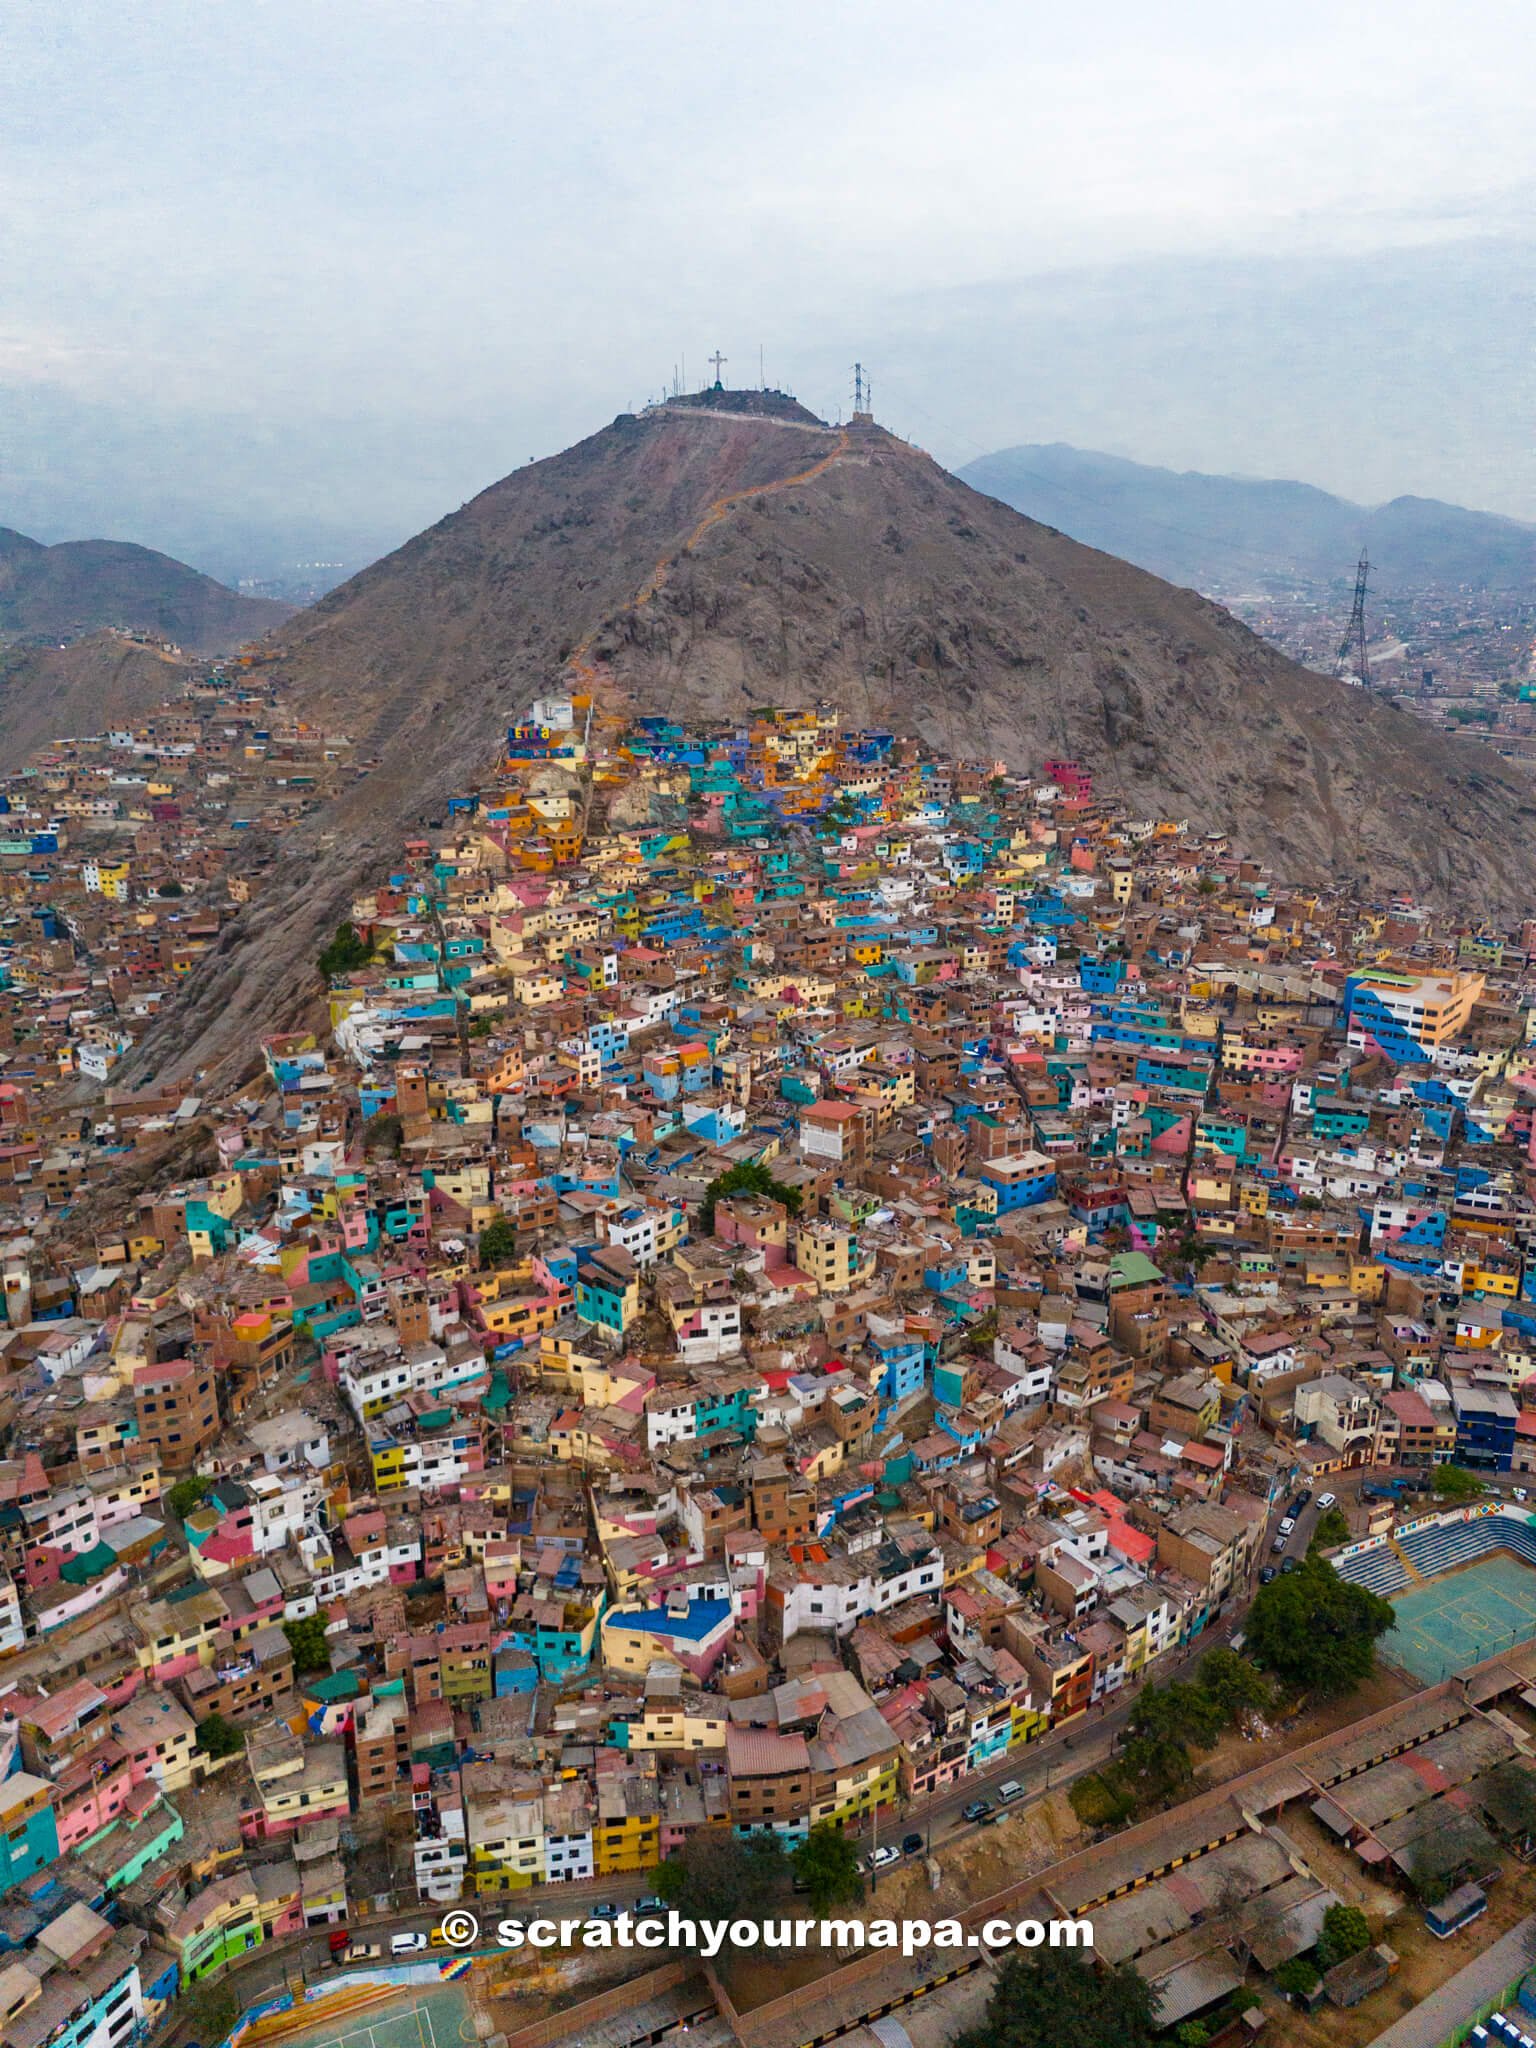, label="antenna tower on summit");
[852,362,871,418]
[1336,552,1370,687]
